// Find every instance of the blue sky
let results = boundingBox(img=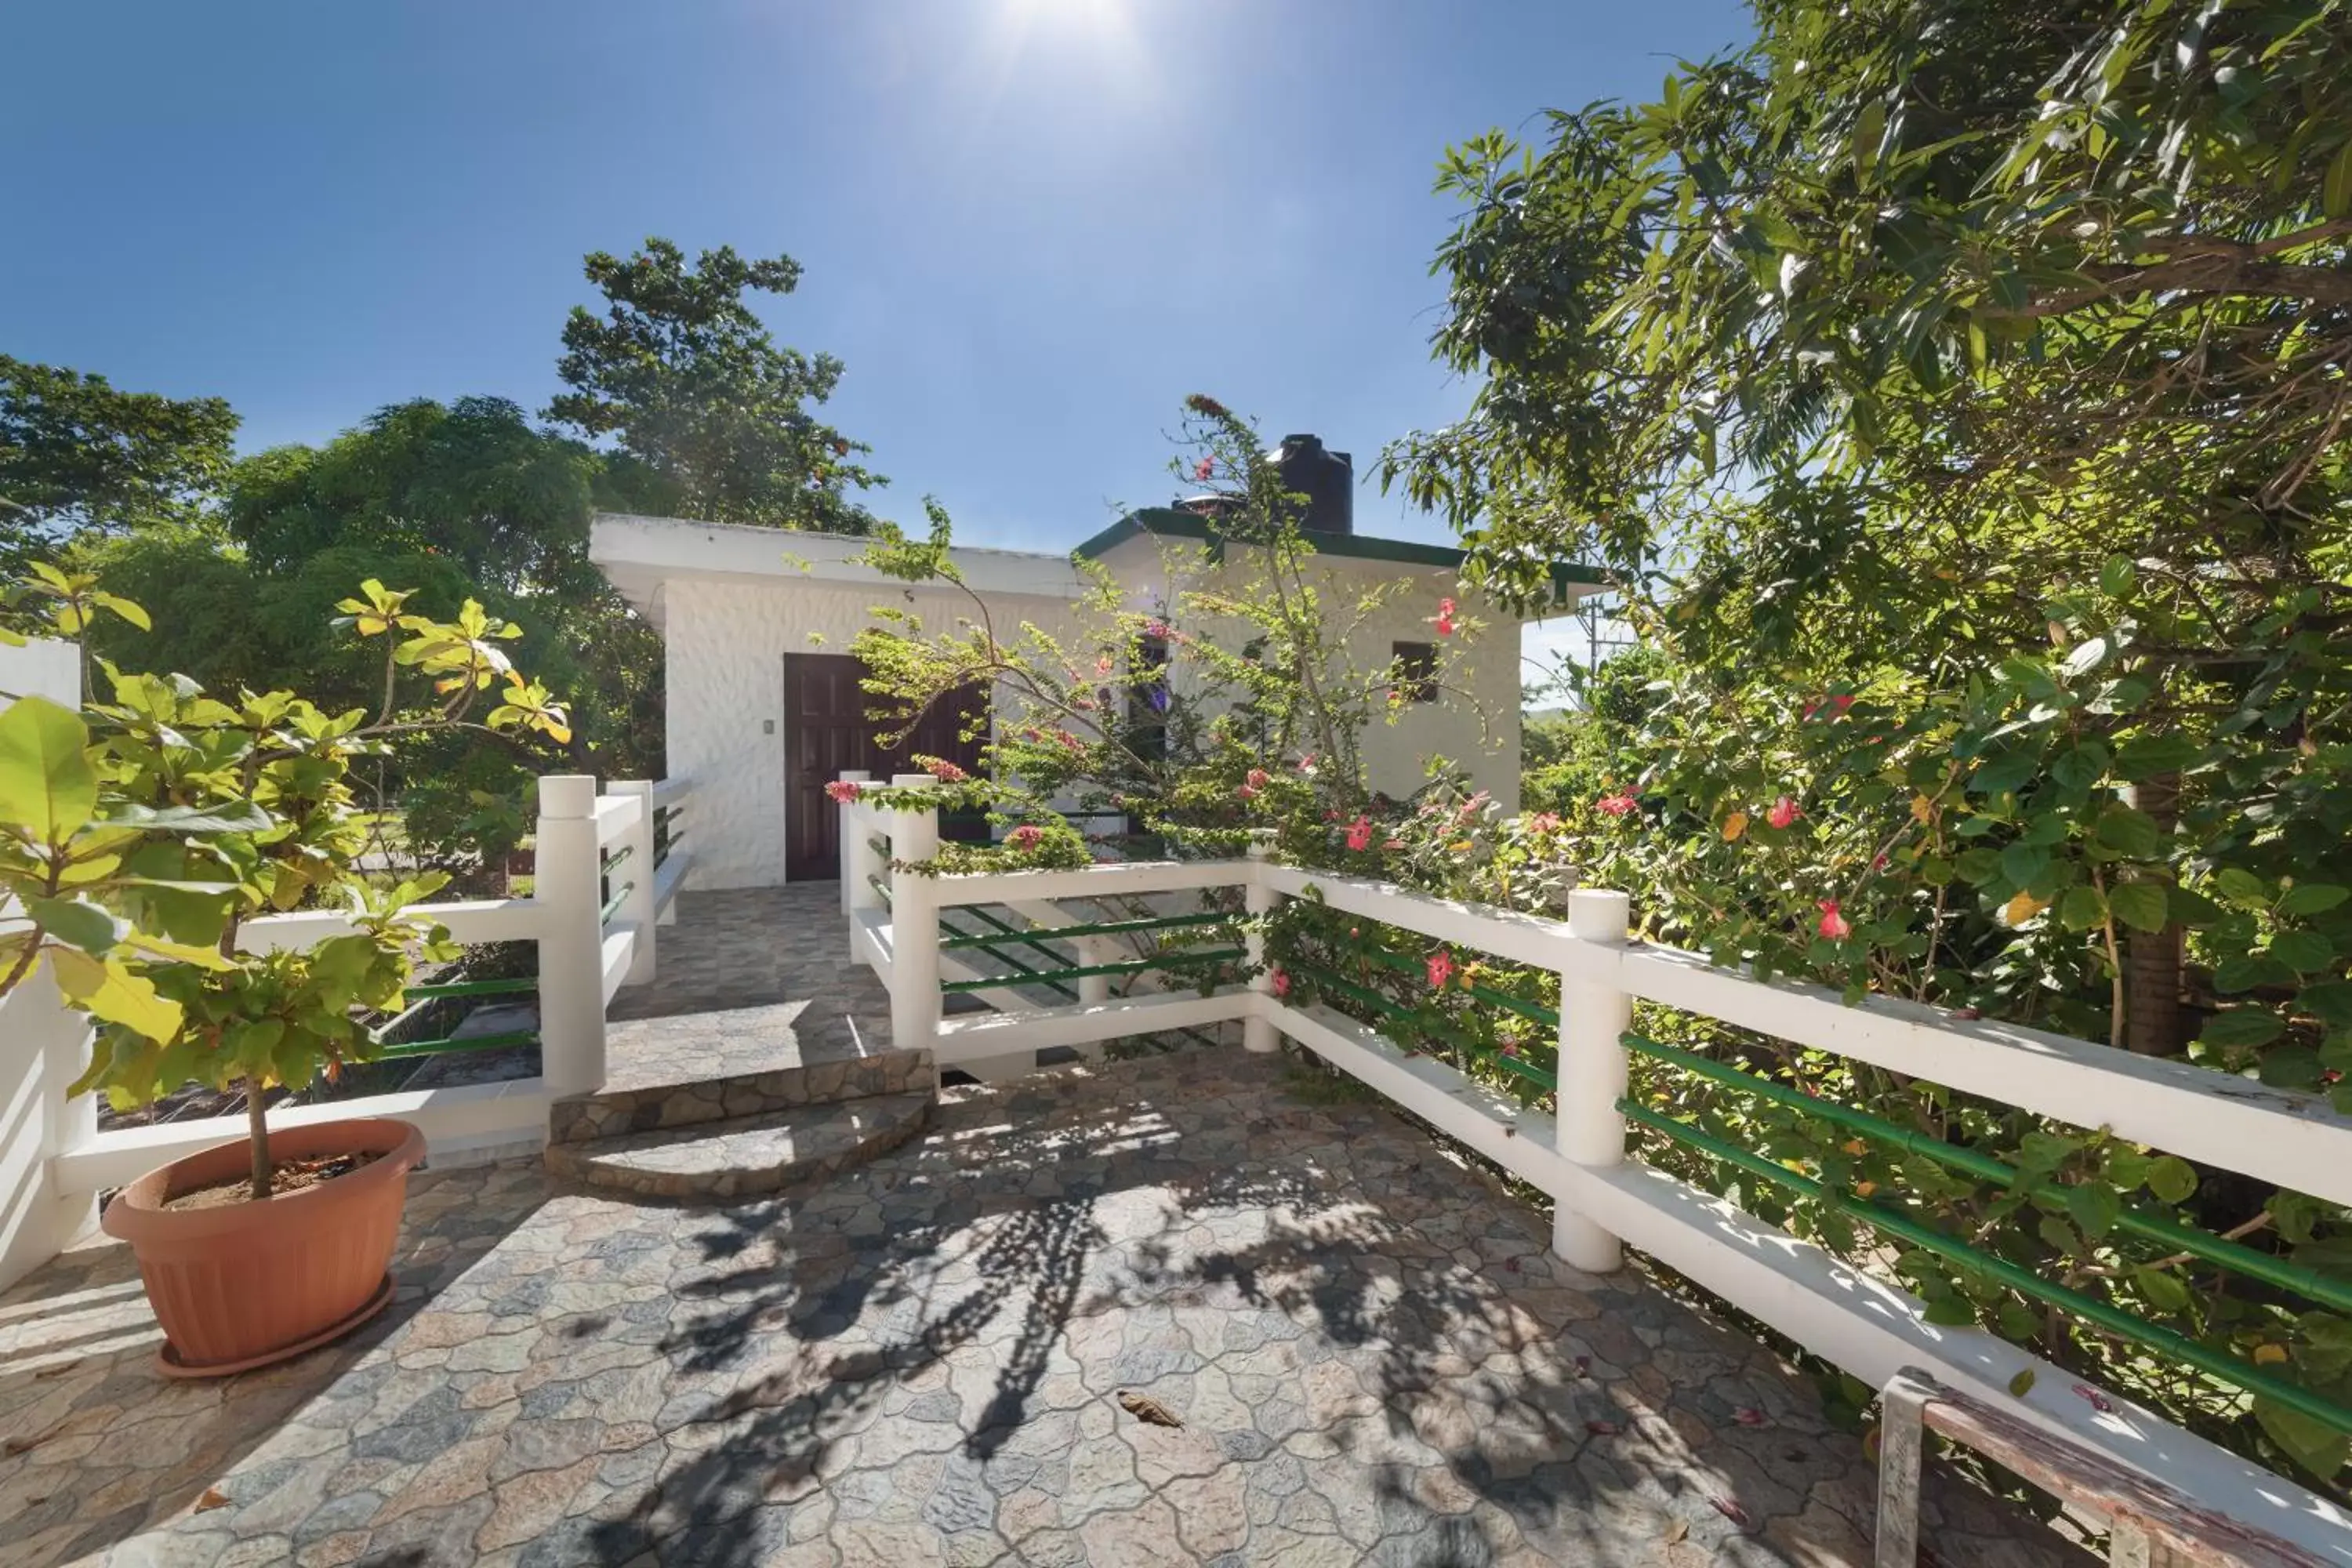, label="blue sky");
[4,0,1748,681]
